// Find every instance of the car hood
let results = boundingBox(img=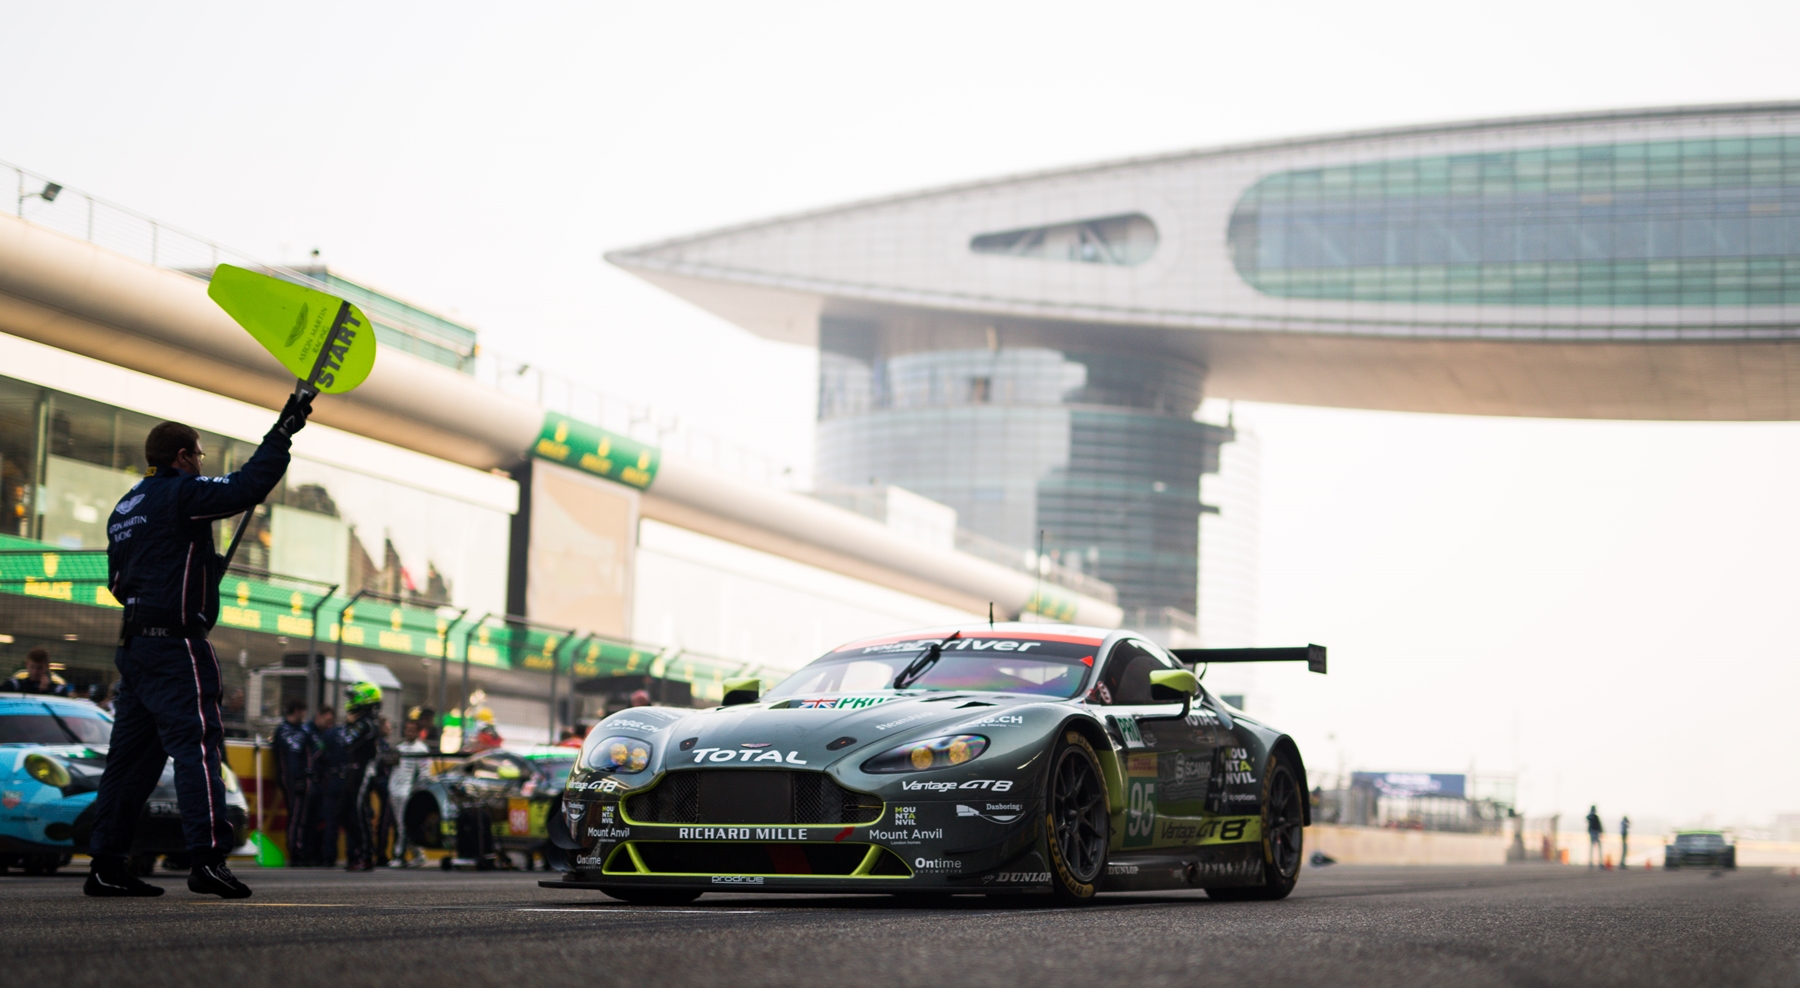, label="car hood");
[590,692,1059,777]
